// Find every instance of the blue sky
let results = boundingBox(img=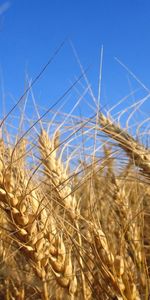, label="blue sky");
[0,0,150,128]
